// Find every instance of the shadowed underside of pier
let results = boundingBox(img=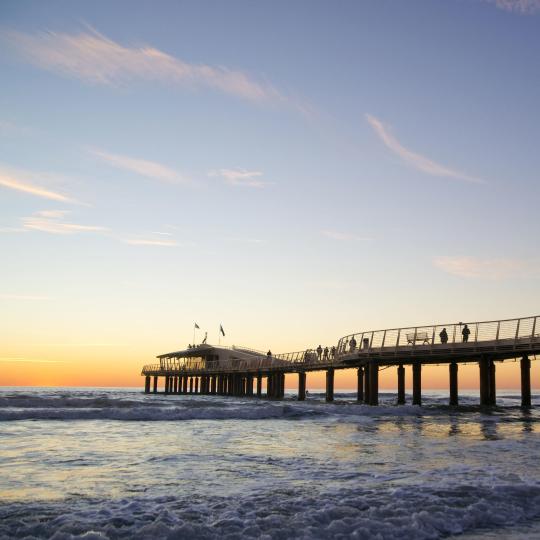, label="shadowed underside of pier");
[141,314,540,408]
